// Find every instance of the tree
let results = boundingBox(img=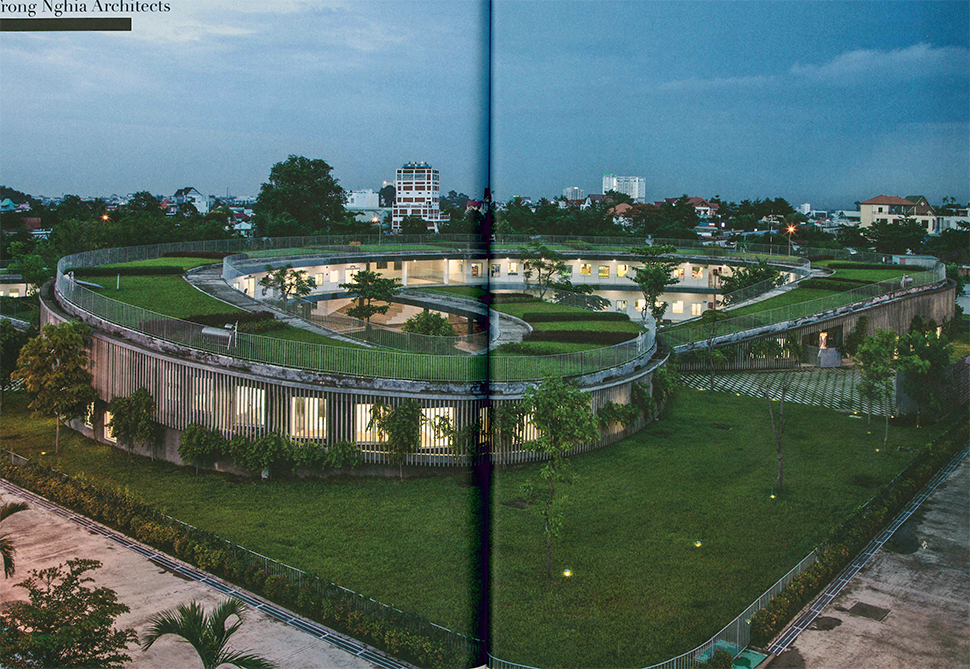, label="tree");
[126,191,163,213]
[854,329,897,446]
[340,269,400,324]
[896,326,953,427]
[758,375,792,494]
[0,495,28,578]
[367,400,423,481]
[720,259,781,304]
[521,242,569,300]
[401,310,456,336]
[12,321,98,453]
[696,309,729,391]
[253,155,347,235]
[865,217,926,255]
[141,598,275,669]
[259,264,315,311]
[521,379,598,578]
[378,184,395,208]
[629,245,679,322]
[107,387,162,460]
[0,559,137,668]
[0,319,31,409]
[399,214,429,235]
